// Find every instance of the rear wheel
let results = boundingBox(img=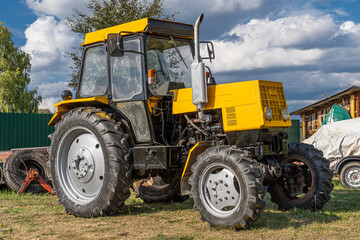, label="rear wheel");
[3,150,50,192]
[268,143,333,211]
[50,107,132,217]
[339,162,360,189]
[189,146,266,230]
[135,173,188,203]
